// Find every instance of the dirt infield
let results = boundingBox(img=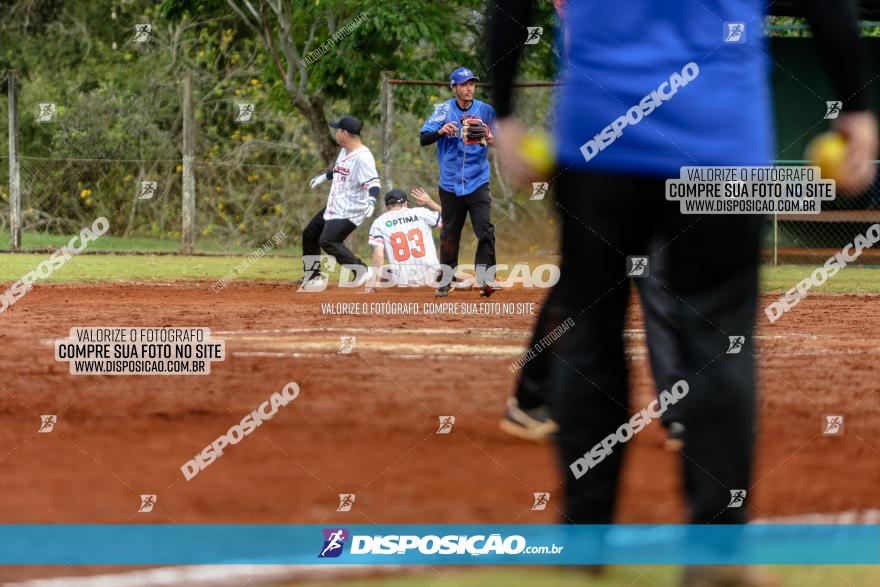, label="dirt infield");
[1,282,879,580]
